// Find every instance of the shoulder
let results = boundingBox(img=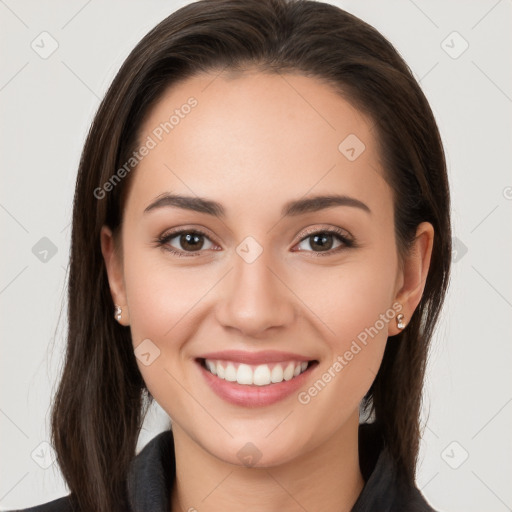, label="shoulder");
[355,423,438,512]
[2,495,74,512]
[392,476,439,512]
